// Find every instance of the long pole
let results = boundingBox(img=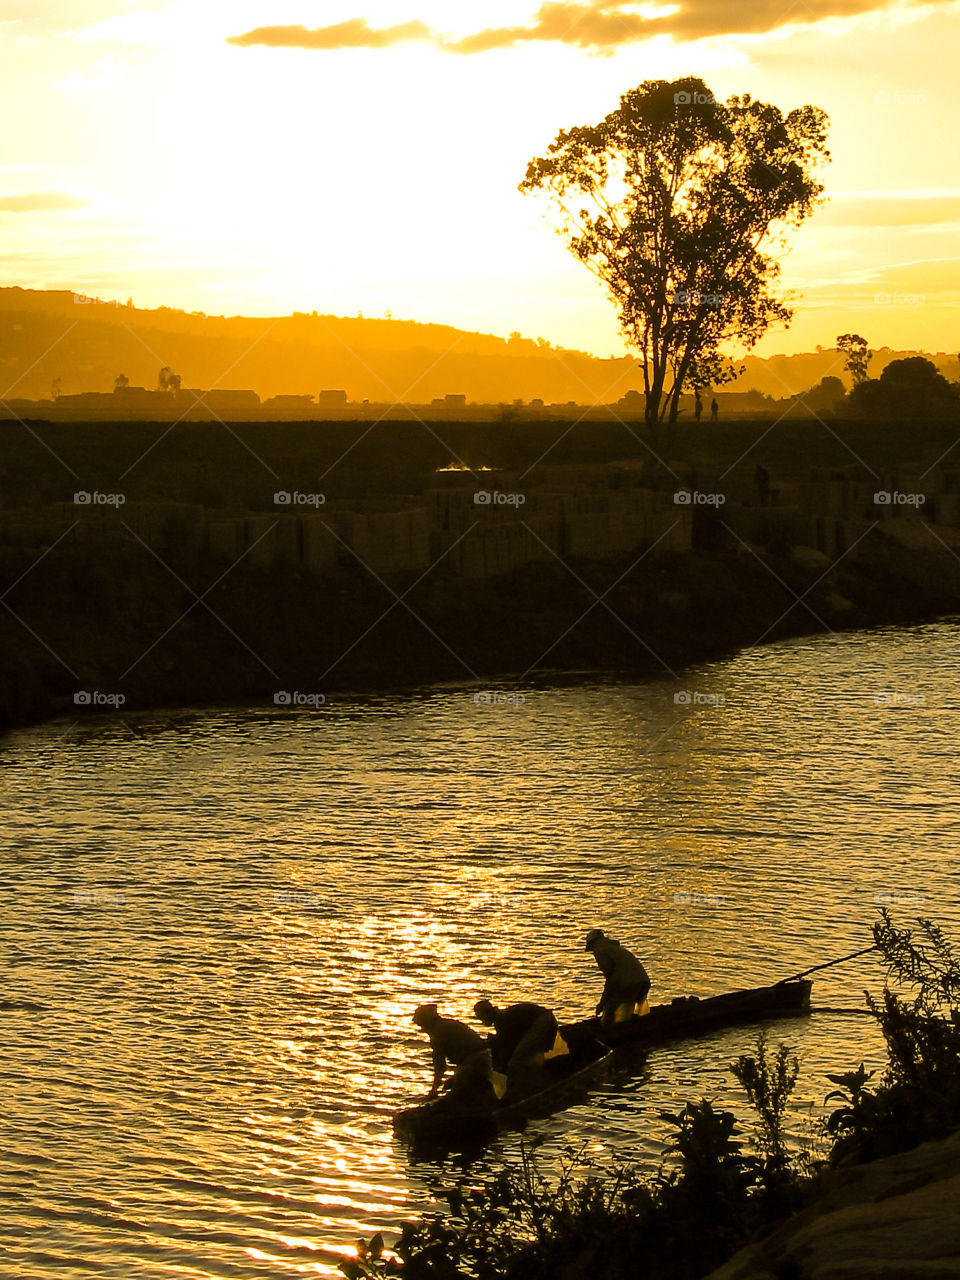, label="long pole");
[776,943,877,985]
